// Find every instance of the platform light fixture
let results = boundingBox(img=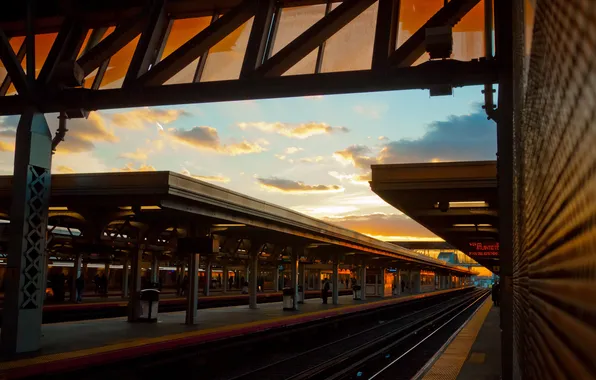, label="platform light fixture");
[141,205,161,210]
[453,223,492,228]
[49,206,68,211]
[212,224,246,227]
[447,201,489,208]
